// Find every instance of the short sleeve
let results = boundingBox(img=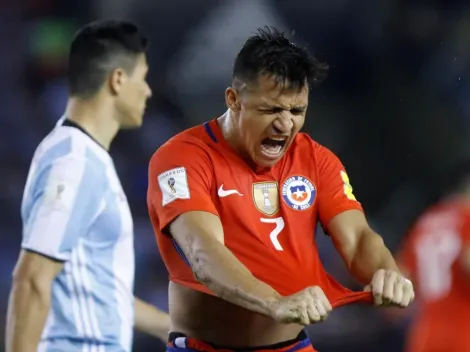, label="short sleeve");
[316,146,363,227]
[21,154,104,261]
[148,140,218,232]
